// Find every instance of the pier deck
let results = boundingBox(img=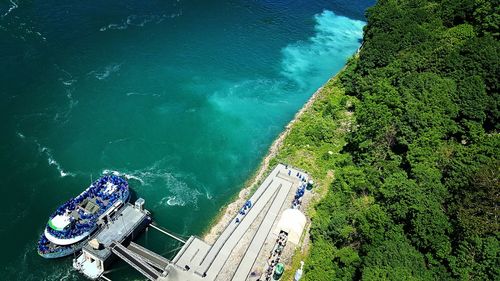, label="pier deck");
[160,163,307,281]
[73,201,152,279]
[127,241,171,270]
[110,242,161,280]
